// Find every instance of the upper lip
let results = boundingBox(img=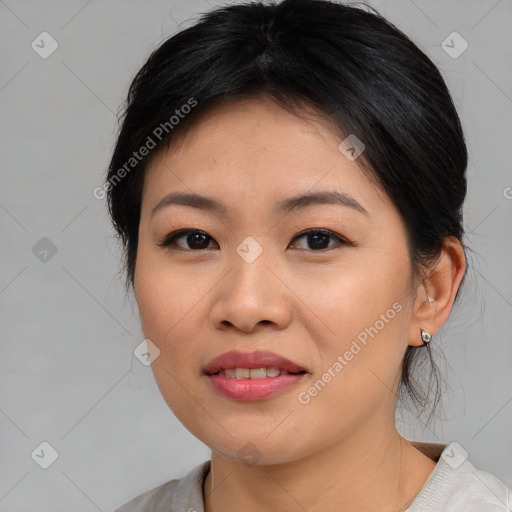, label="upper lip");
[203,350,308,375]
